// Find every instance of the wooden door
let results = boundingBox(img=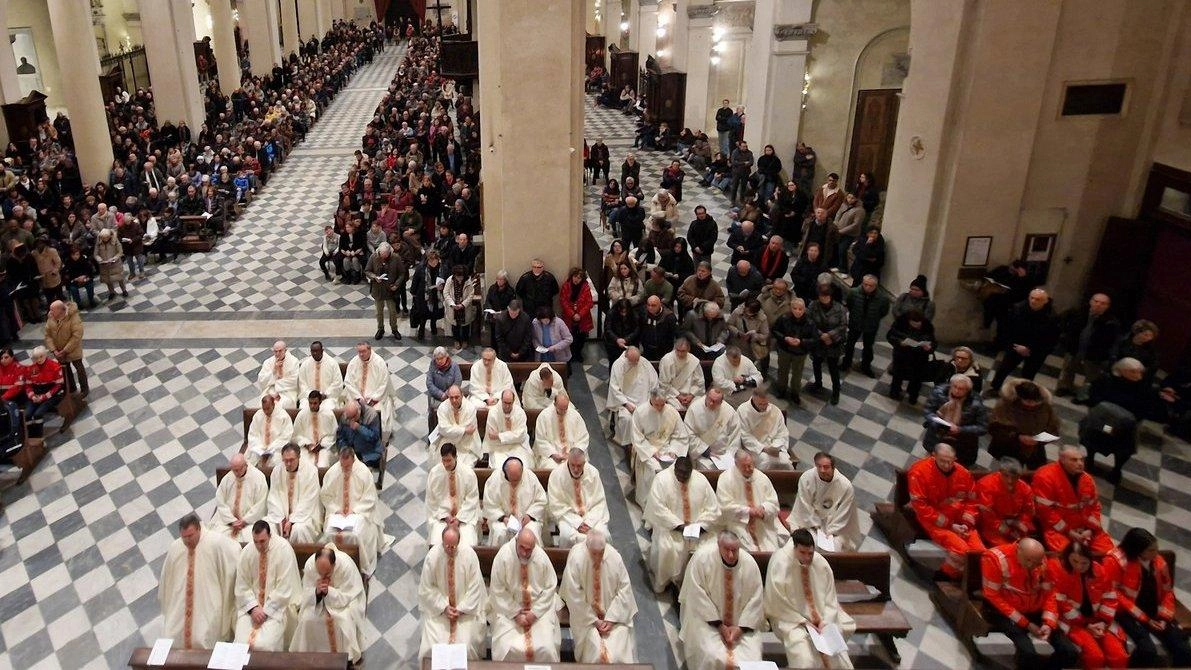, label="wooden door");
[846,89,900,188]
[1138,225,1191,370]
